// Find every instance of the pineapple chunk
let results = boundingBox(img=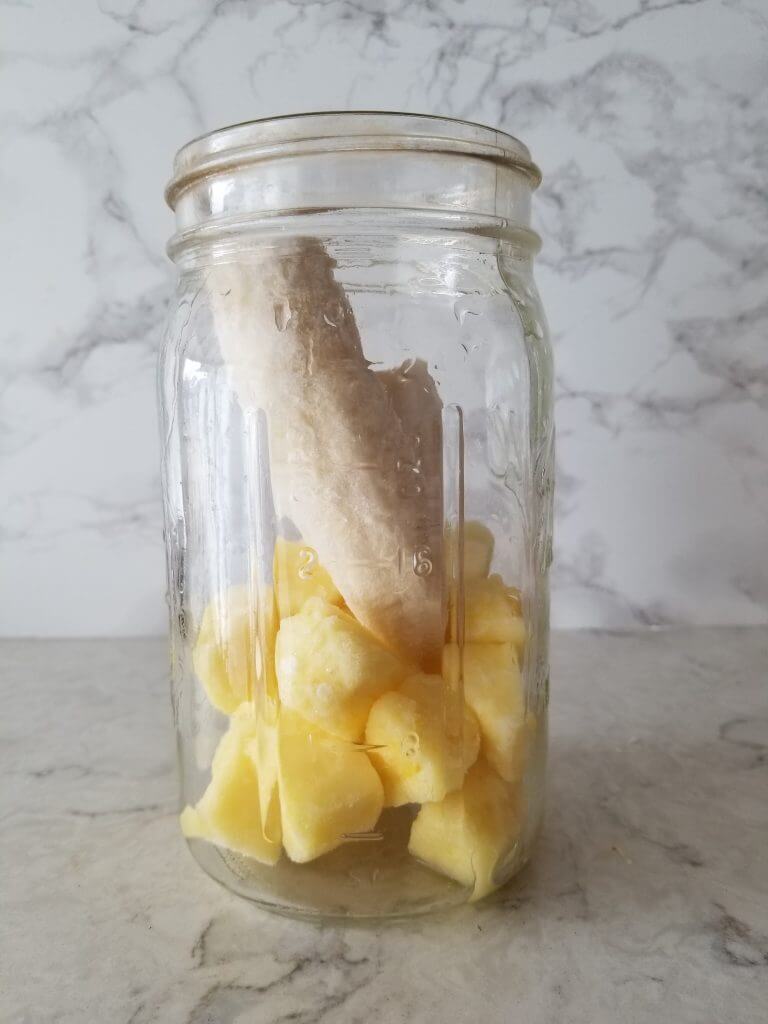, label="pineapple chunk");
[180,710,281,864]
[193,585,278,714]
[275,596,407,741]
[443,643,534,783]
[248,711,282,845]
[365,673,480,807]
[278,708,384,863]
[273,537,343,619]
[408,759,521,901]
[463,521,495,580]
[448,520,495,585]
[464,575,526,657]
